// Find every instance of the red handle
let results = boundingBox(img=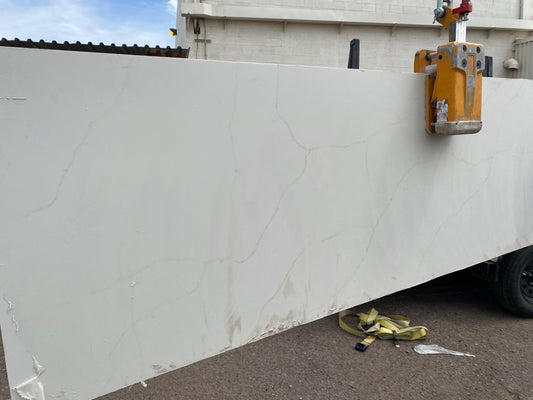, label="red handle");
[453,0,472,14]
